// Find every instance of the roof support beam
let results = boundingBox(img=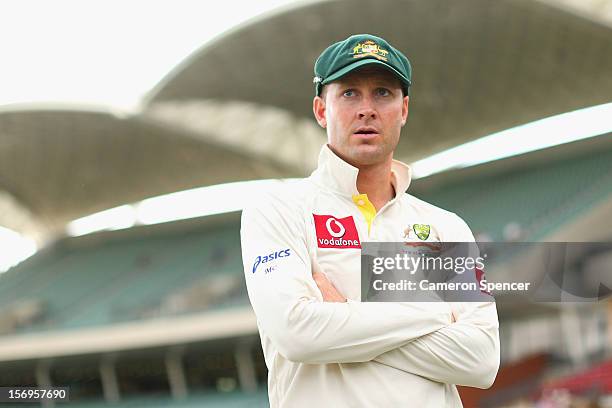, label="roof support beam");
[0,190,47,244]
